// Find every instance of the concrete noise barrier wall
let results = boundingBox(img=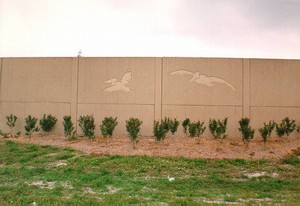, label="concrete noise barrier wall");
[0,57,299,138]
